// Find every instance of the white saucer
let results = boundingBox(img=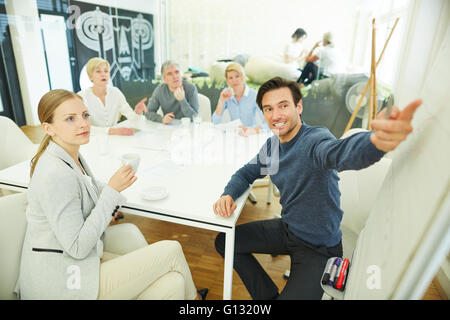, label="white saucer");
[141,186,169,201]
